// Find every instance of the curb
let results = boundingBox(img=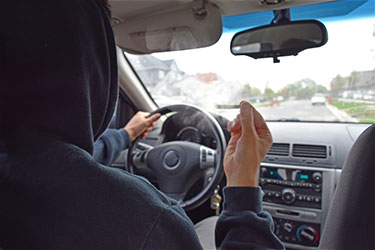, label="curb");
[326,103,358,122]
